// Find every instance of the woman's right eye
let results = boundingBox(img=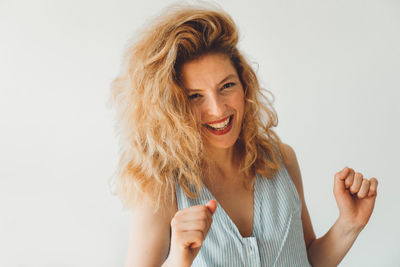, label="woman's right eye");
[188,93,201,100]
